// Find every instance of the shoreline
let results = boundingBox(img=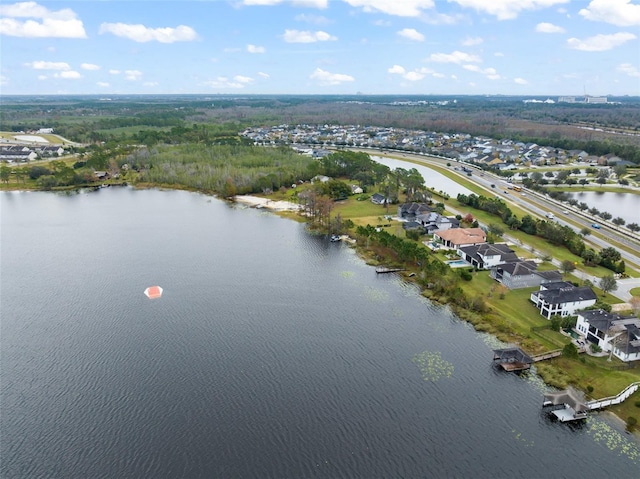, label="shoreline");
[234,194,302,211]
[2,184,638,435]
